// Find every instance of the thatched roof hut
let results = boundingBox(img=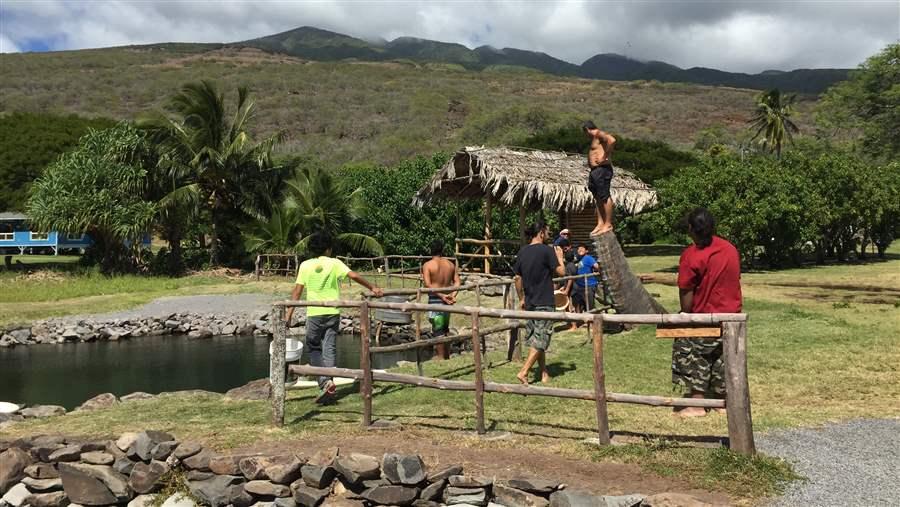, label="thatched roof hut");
[415,146,657,214]
[414,146,658,273]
